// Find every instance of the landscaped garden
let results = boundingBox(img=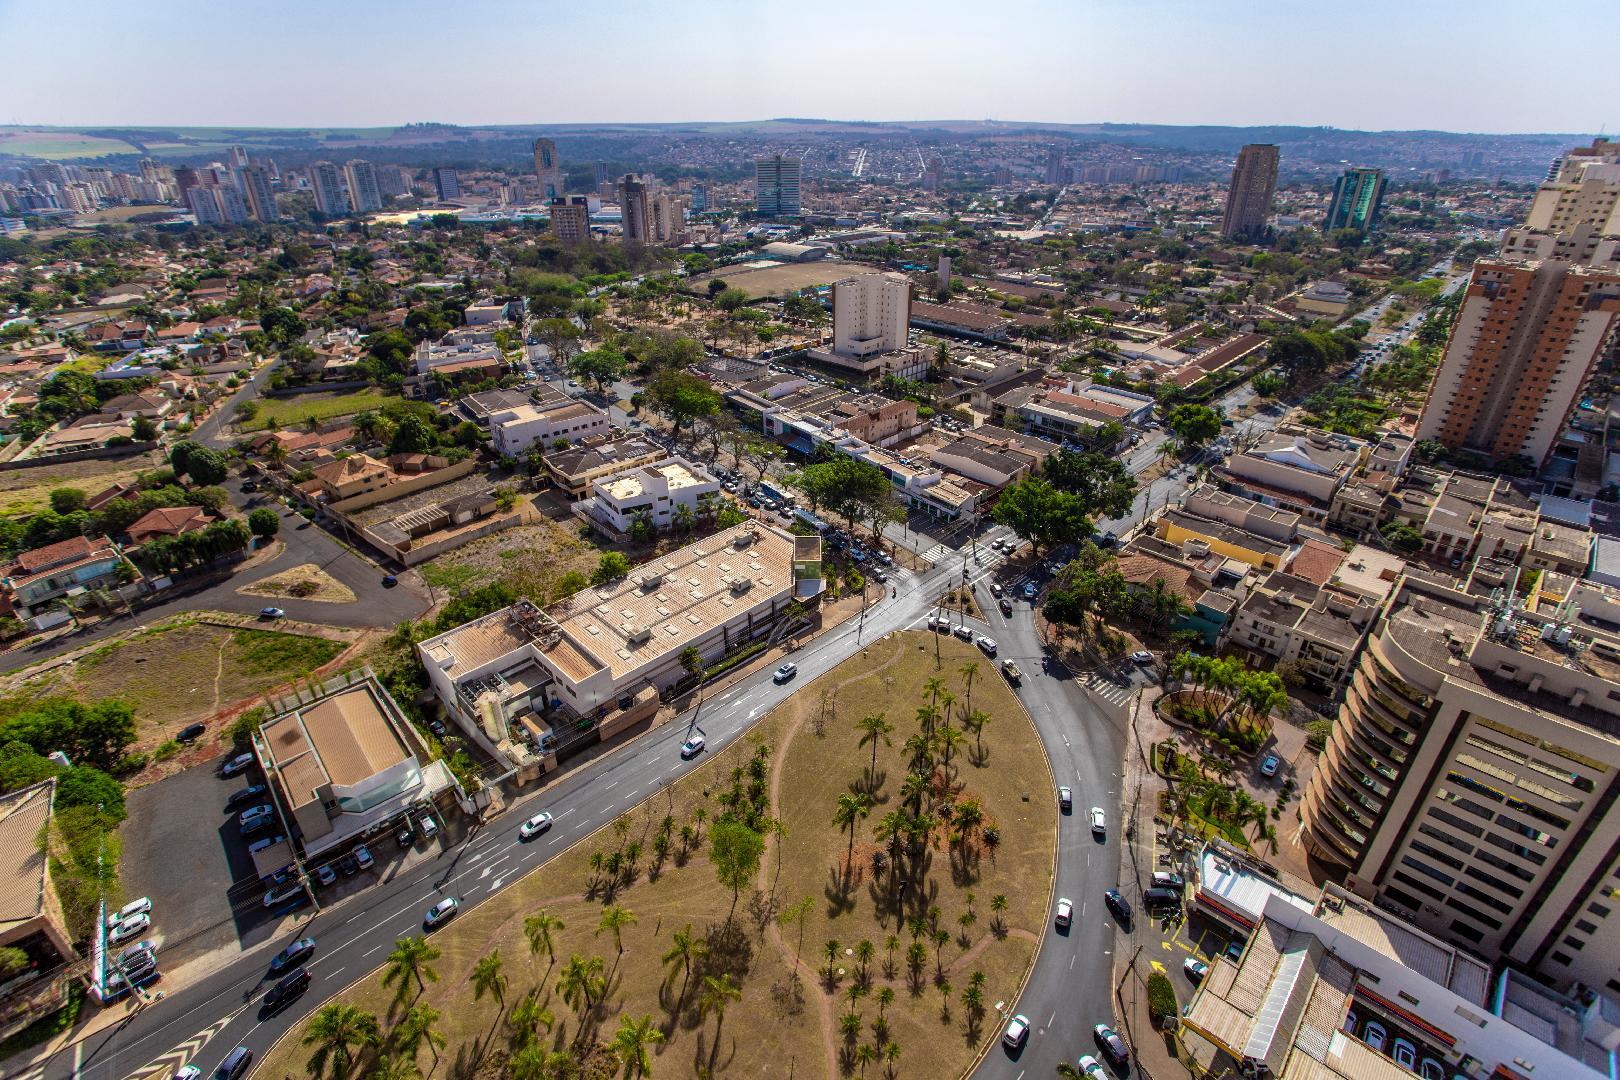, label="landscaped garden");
[255,631,1055,1080]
